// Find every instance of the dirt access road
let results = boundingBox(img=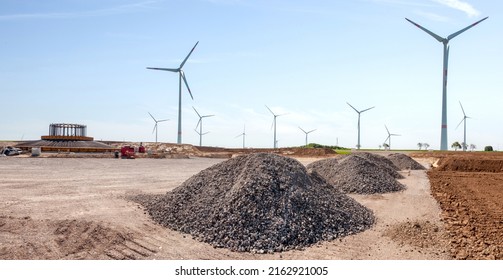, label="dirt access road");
[0,155,449,260]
